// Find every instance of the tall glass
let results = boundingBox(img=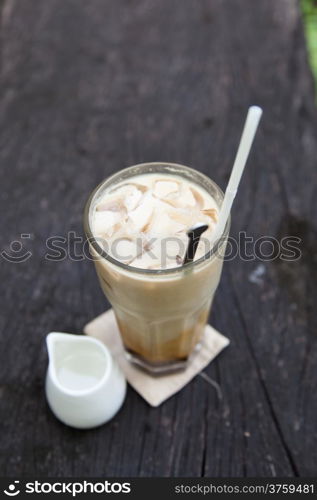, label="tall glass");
[84,163,230,374]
